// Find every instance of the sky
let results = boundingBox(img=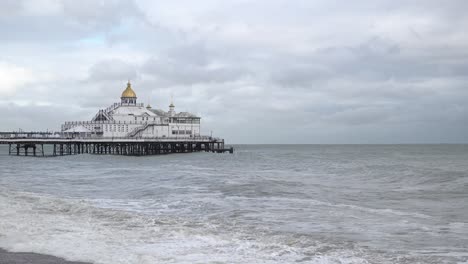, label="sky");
[0,0,467,144]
